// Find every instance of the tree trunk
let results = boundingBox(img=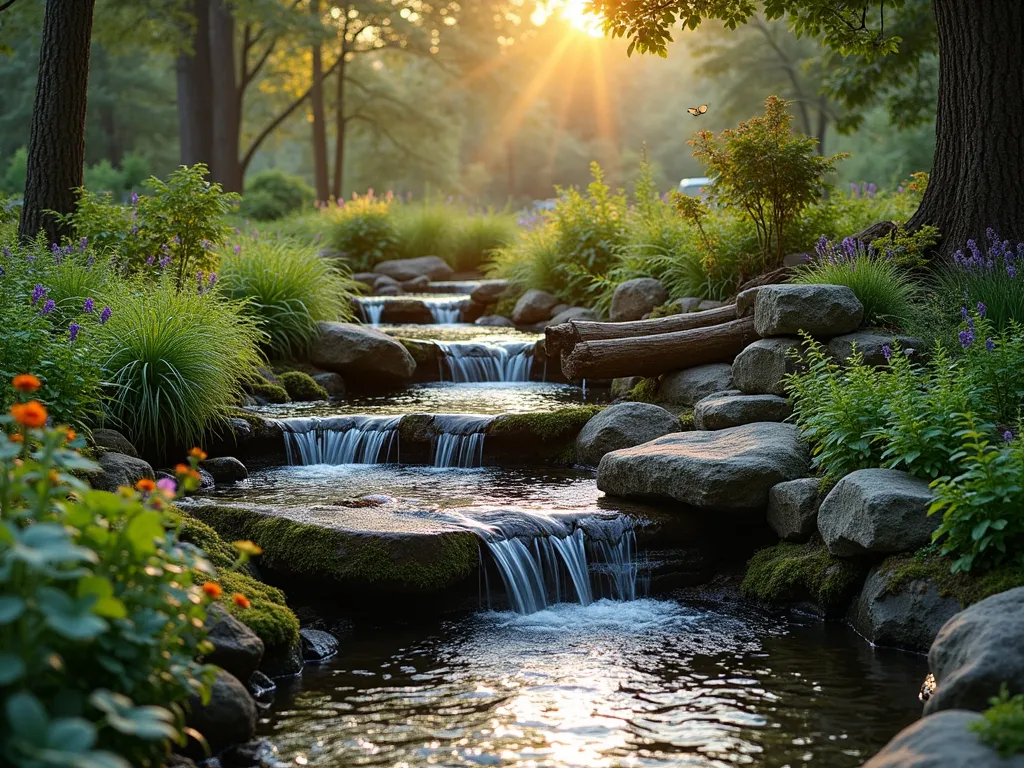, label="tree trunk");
[19,0,97,244]
[208,0,242,192]
[907,0,1024,256]
[561,317,758,380]
[176,0,213,168]
[310,0,329,202]
[331,53,346,201]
